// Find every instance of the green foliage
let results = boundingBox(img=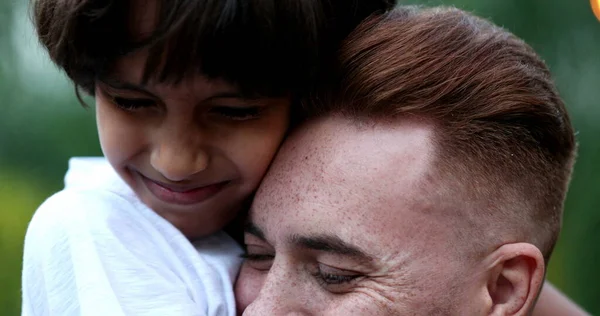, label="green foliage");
[0,171,50,316]
[1,0,599,314]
